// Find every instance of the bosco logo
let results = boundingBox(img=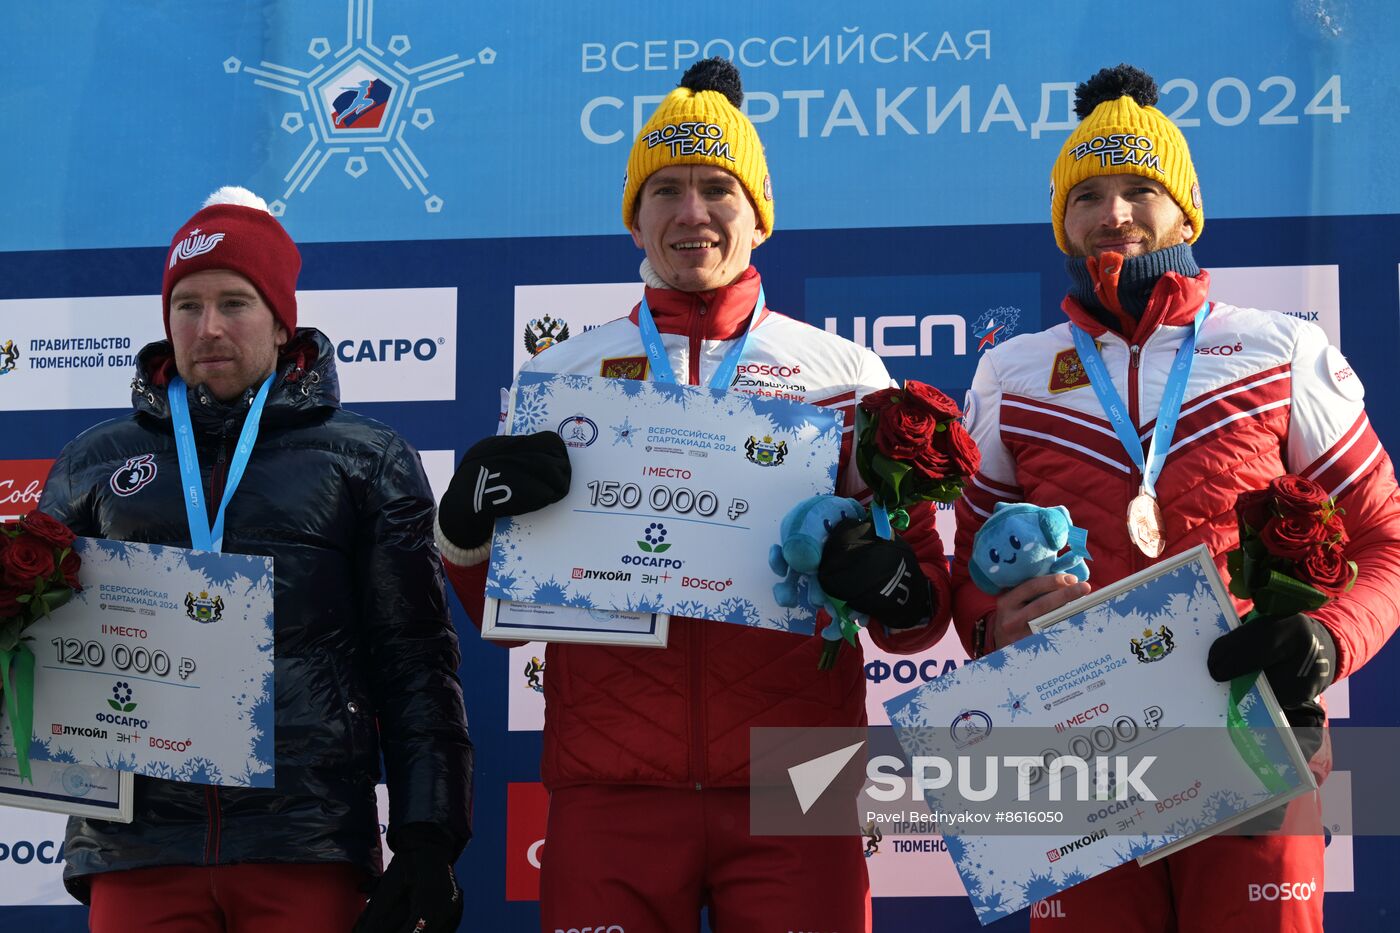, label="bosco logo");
[336,337,444,363]
[736,362,801,379]
[1249,879,1318,902]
